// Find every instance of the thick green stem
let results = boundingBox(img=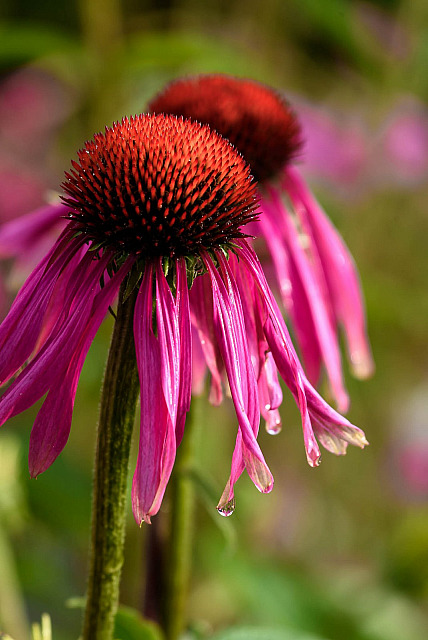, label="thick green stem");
[82,283,140,640]
[164,399,199,640]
